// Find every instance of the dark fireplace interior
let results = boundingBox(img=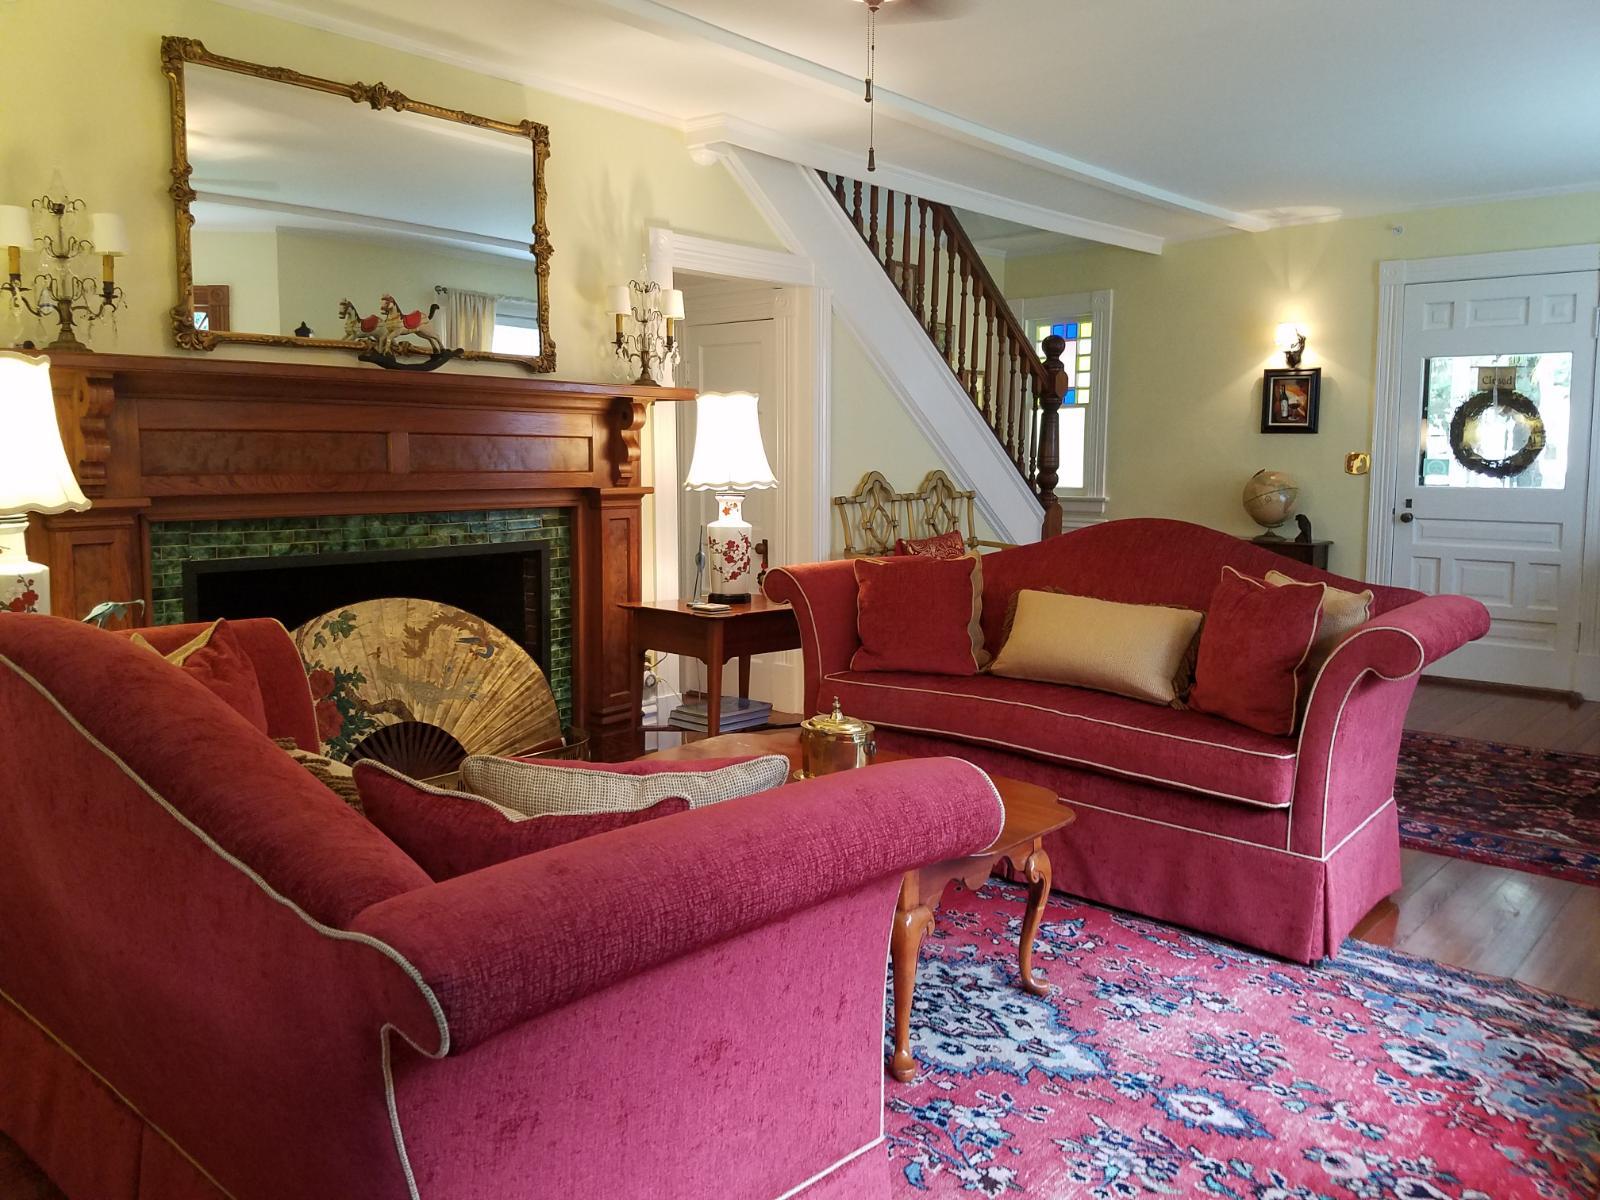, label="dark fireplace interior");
[184,541,553,675]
